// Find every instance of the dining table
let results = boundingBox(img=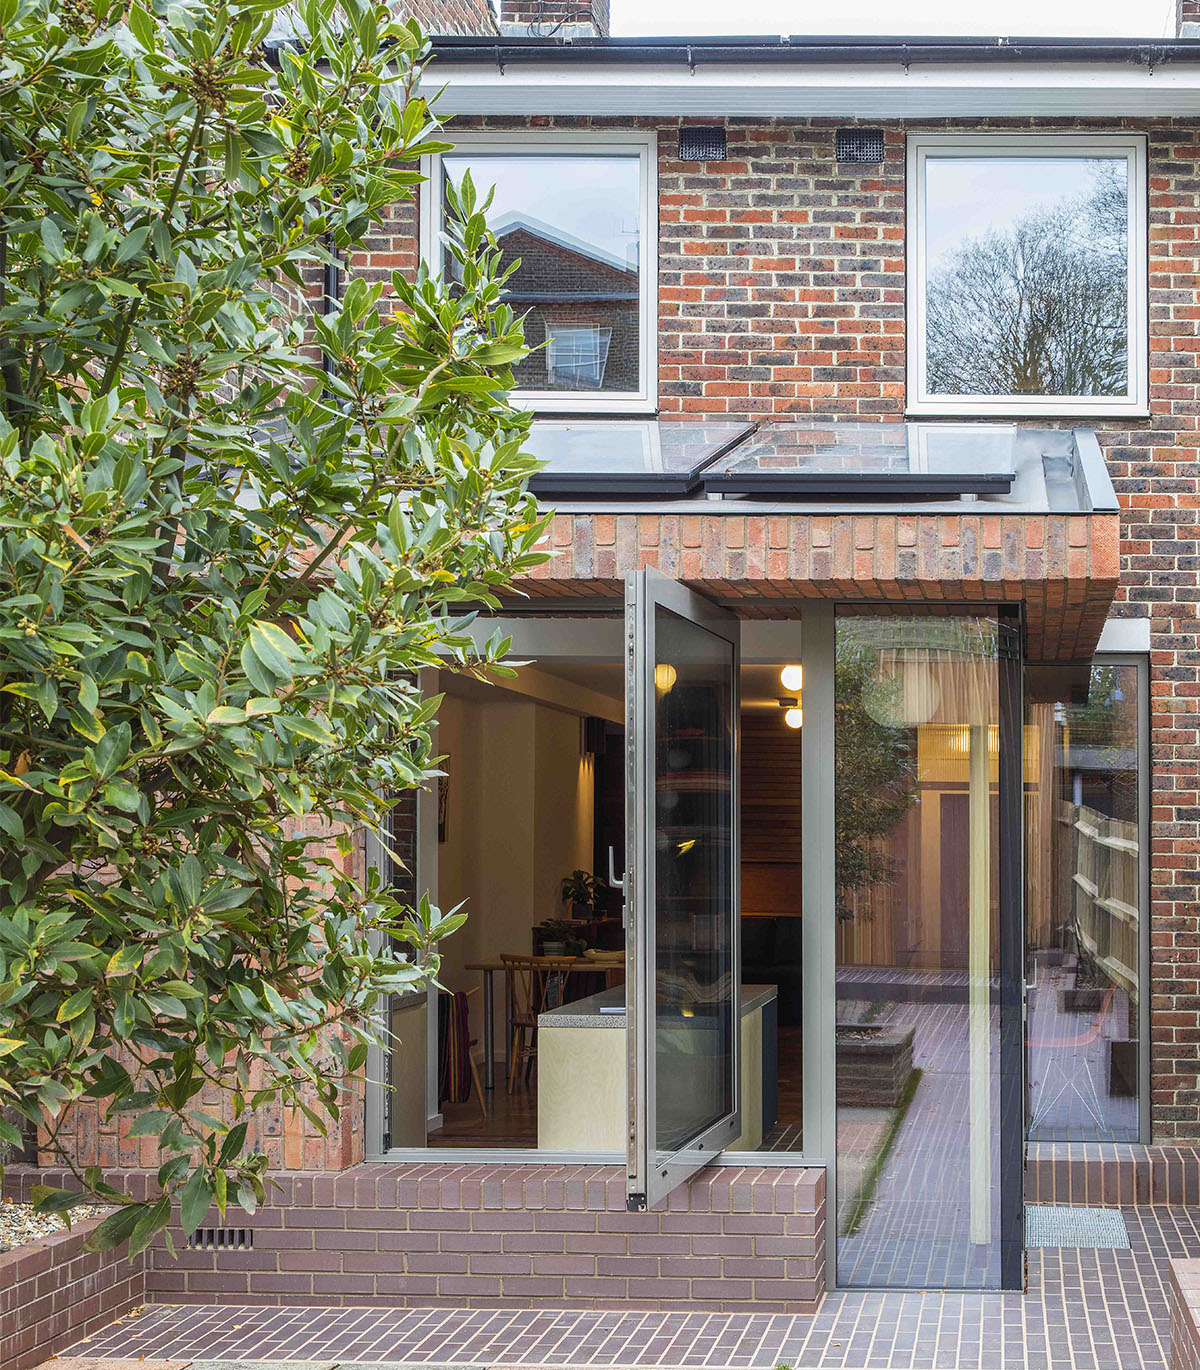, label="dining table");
[463,957,620,1090]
